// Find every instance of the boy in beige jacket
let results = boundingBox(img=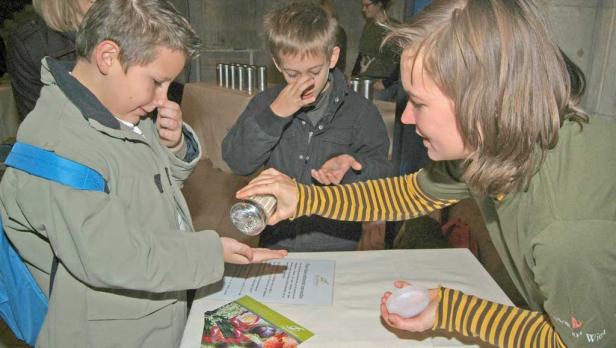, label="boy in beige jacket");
[0,1,286,346]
